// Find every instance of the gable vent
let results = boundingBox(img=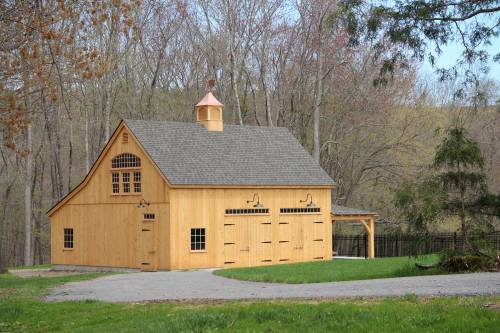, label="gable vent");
[122,133,129,143]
